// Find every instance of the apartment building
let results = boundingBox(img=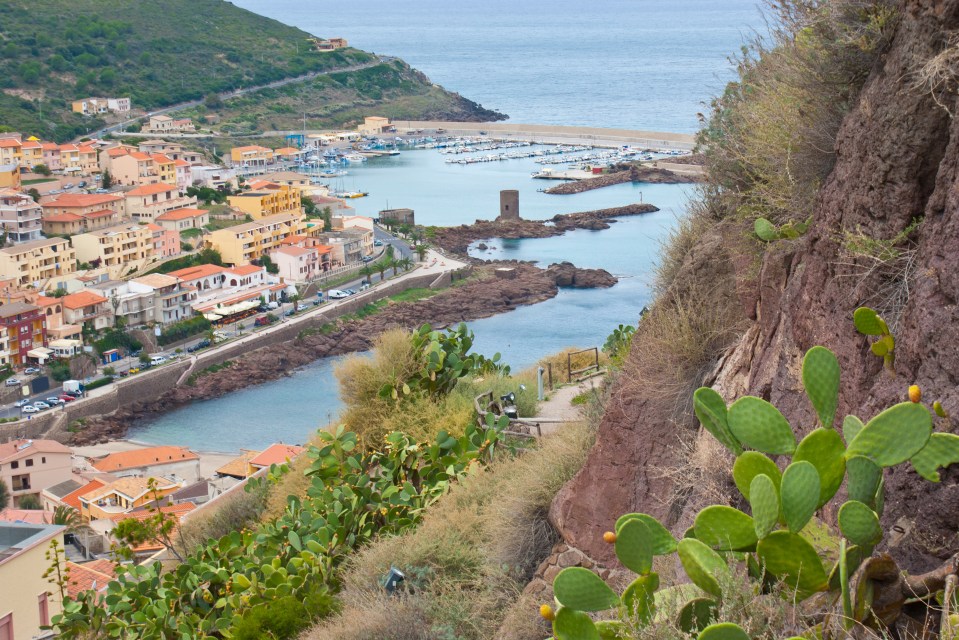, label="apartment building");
[0,139,22,167]
[206,212,305,265]
[72,224,153,276]
[271,245,319,283]
[230,145,274,166]
[59,144,98,175]
[174,159,193,191]
[130,274,196,324]
[228,182,300,219]
[19,140,43,170]
[110,151,159,186]
[0,238,76,287]
[71,97,131,115]
[0,164,20,191]
[154,207,208,232]
[124,183,197,222]
[0,189,42,244]
[143,115,195,134]
[61,290,113,331]
[137,140,204,165]
[0,439,72,507]
[78,477,181,521]
[146,223,180,259]
[42,192,124,217]
[0,522,64,640]
[0,303,46,365]
[150,154,176,185]
[41,143,60,171]
[87,280,154,326]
